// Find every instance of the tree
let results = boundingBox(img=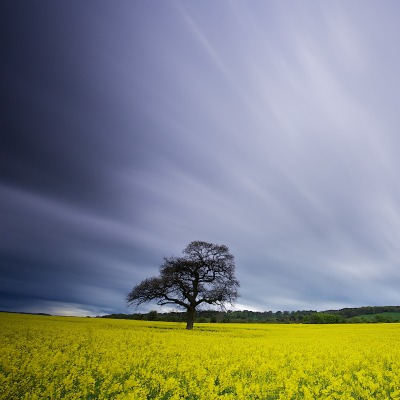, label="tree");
[126,241,240,330]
